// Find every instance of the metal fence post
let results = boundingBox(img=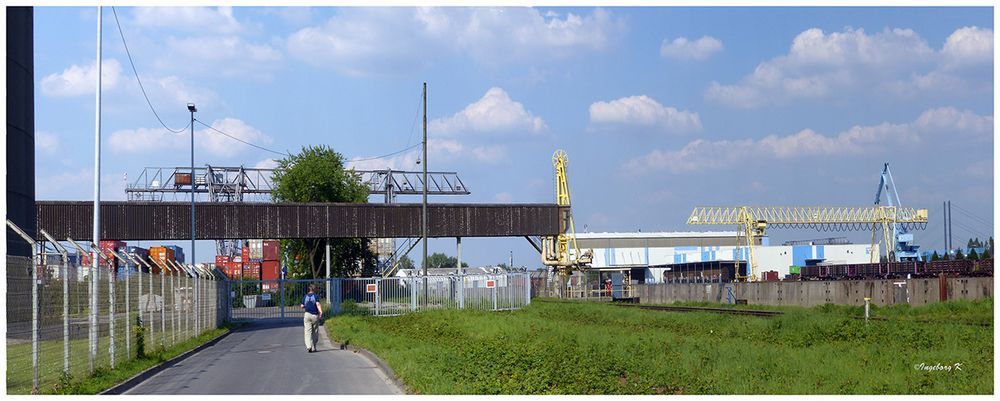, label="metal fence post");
[109,252,116,368]
[524,273,531,306]
[159,263,165,350]
[32,242,39,393]
[492,275,498,311]
[8,220,39,393]
[458,275,464,309]
[39,229,71,376]
[280,276,285,319]
[195,268,200,336]
[410,277,417,312]
[375,278,382,315]
[170,265,176,346]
